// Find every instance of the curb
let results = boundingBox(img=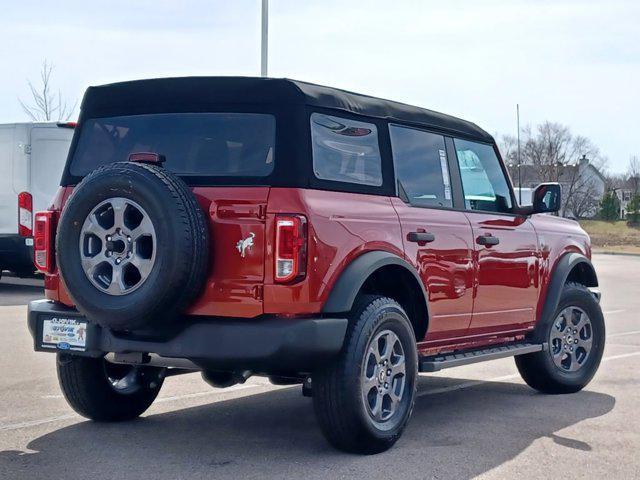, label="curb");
[592,250,640,257]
